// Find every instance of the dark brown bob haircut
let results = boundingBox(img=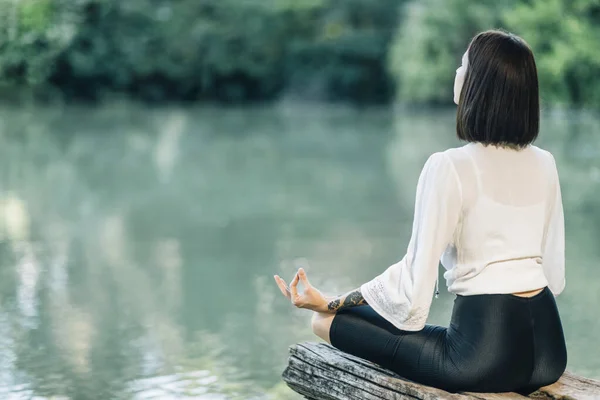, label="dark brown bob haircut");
[457,30,539,148]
